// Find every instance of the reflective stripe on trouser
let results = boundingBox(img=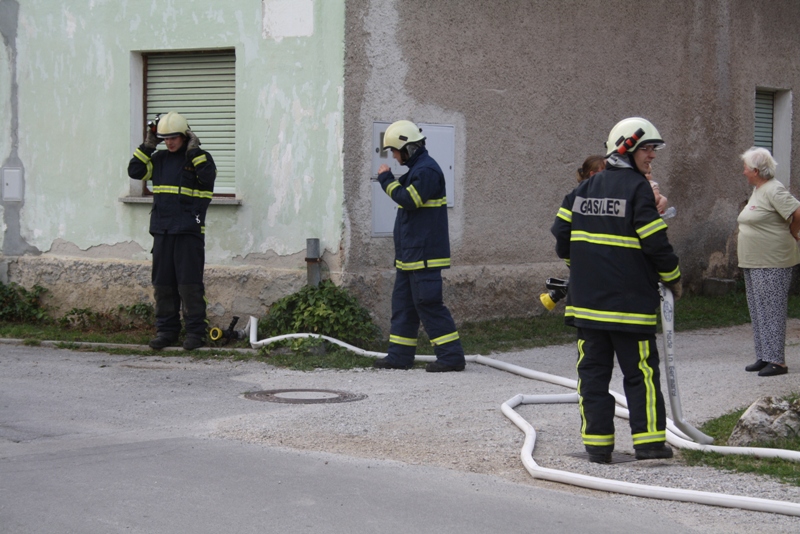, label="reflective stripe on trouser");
[576,328,667,451]
[387,268,465,367]
[152,233,208,336]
